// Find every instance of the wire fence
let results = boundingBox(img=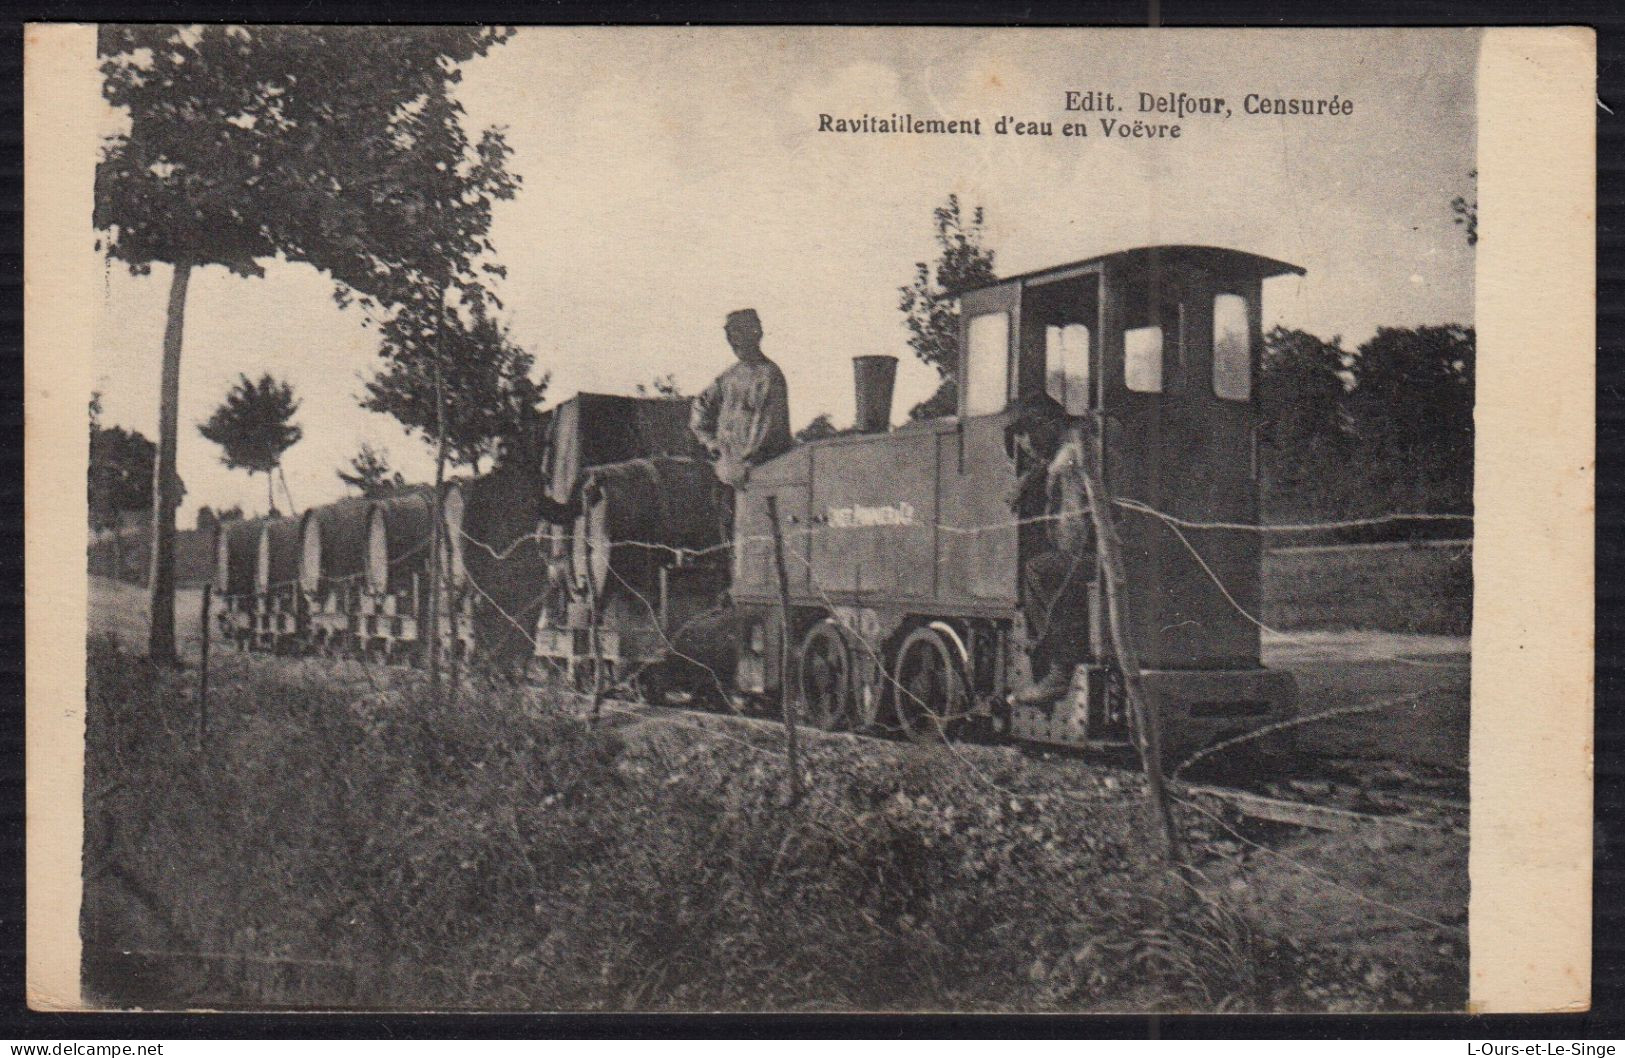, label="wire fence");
[194,493,1470,937]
